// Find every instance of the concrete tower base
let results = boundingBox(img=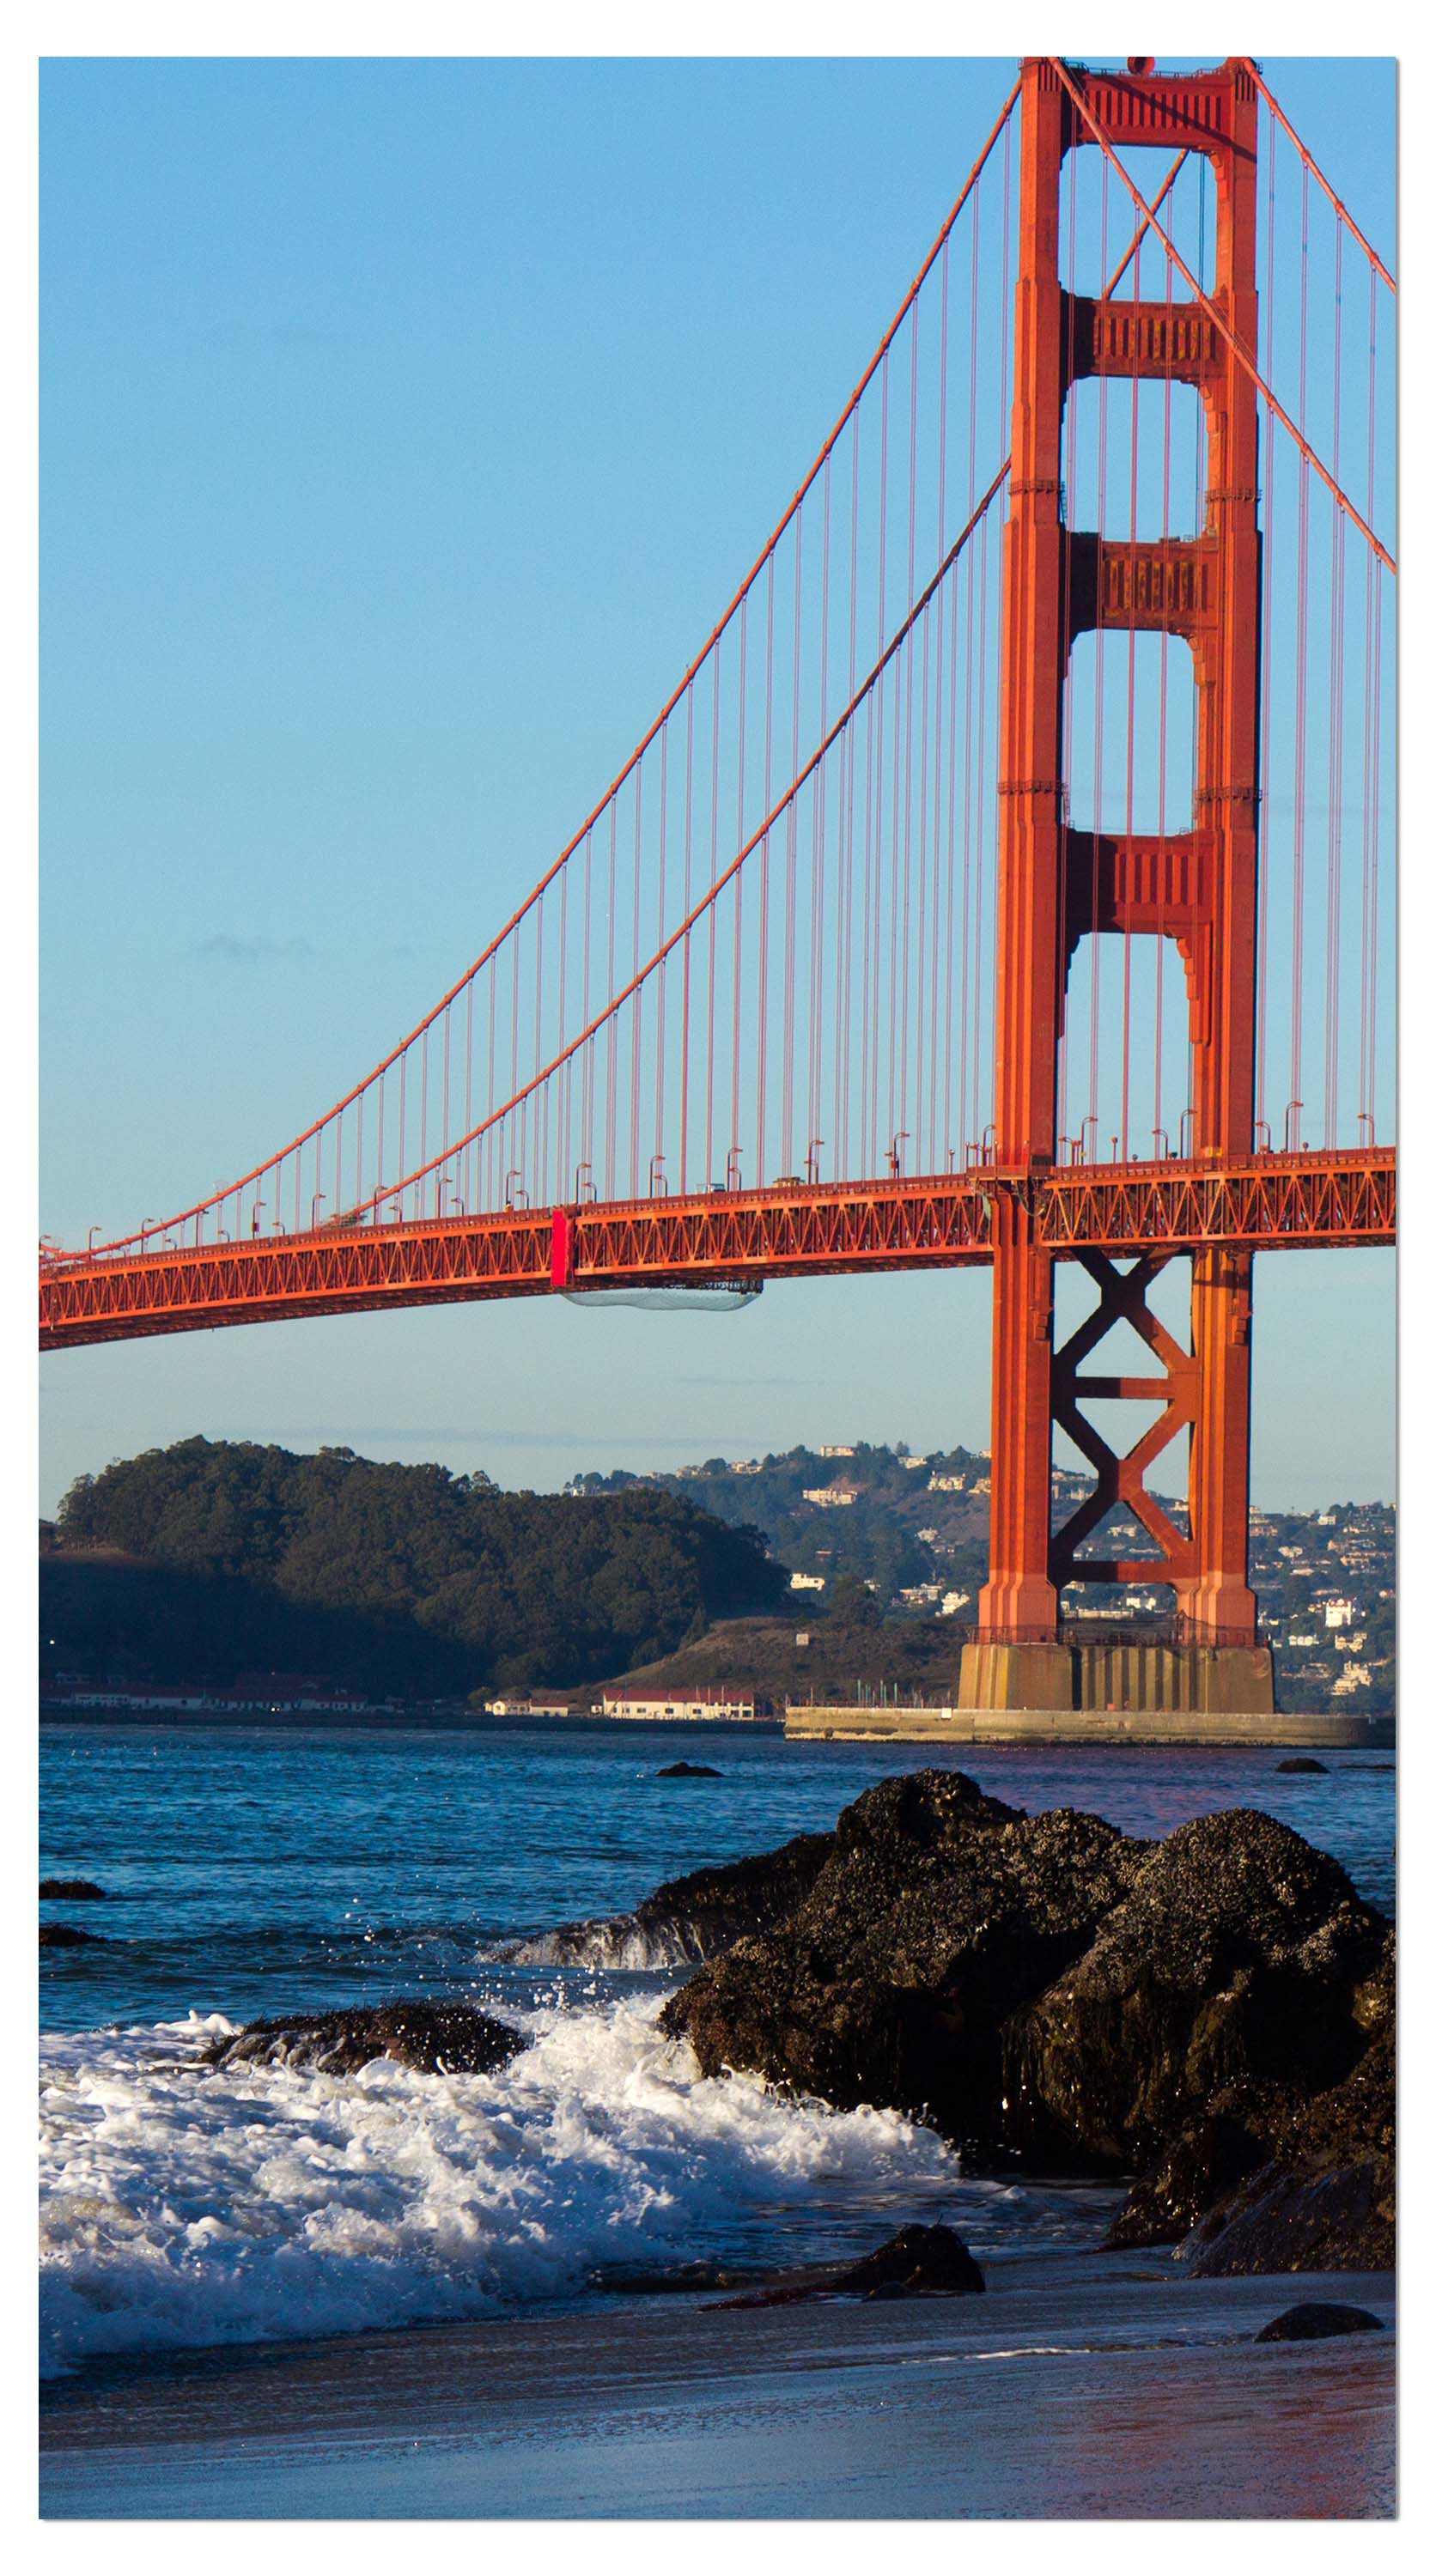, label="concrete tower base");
[955,1639,1275,1717]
